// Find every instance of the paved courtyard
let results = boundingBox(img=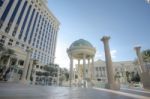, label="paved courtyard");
[0,82,150,99]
